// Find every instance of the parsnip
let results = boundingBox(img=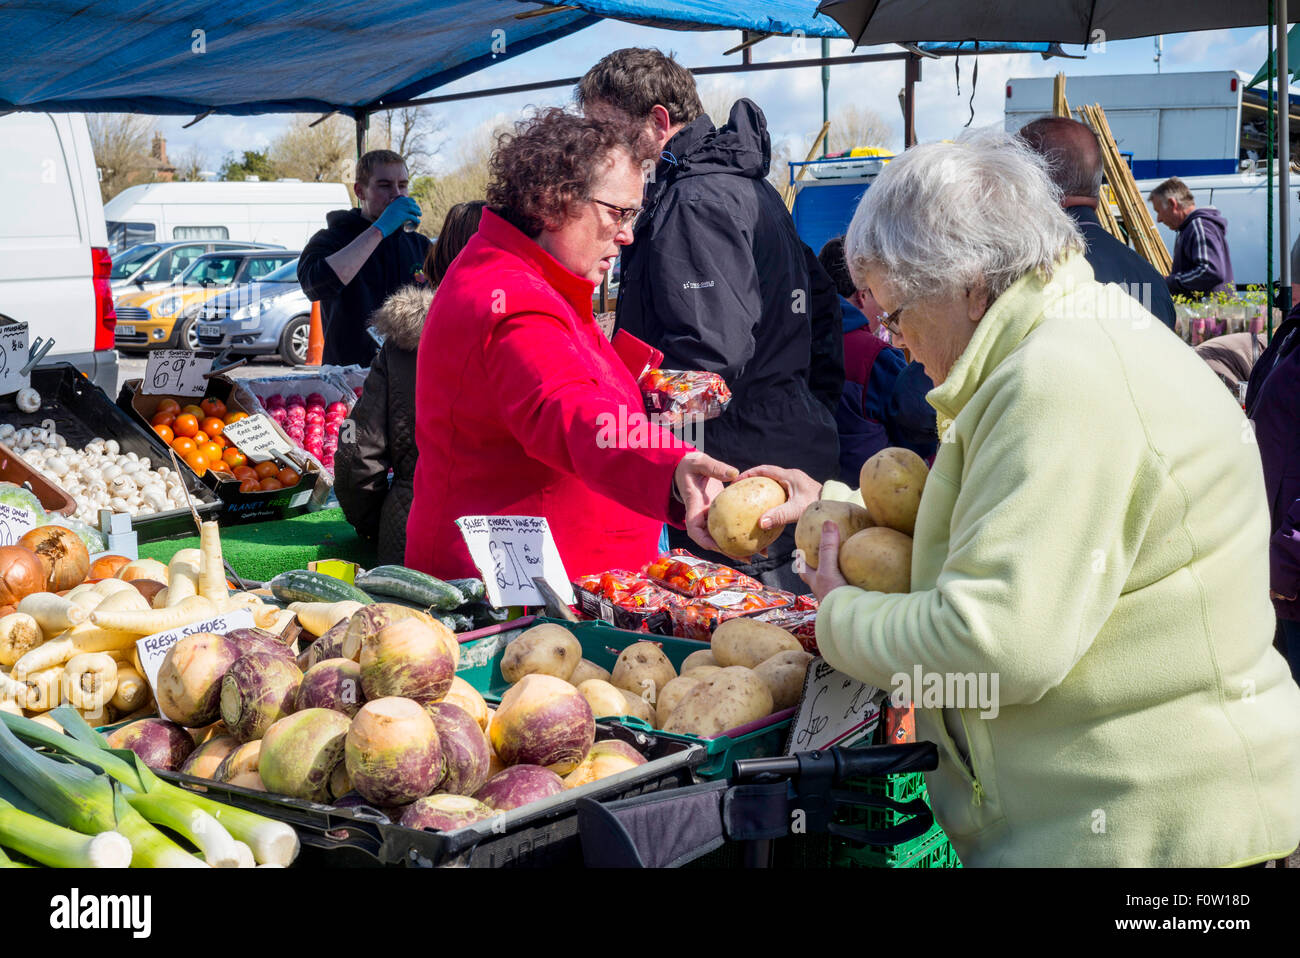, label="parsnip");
[17,667,63,711]
[264,608,296,636]
[166,552,199,607]
[90,578,136,599]
[18,593,88,635]
[288,601,362,636]
[65,583,105,611]
[90,594,215,635]
[152,587,169,609]
[0,613,43,667]
[11,622,139,678]
[110,664,149,713]
[198,522,229,602]
[95,588,150,614]
[62,653,118,711]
